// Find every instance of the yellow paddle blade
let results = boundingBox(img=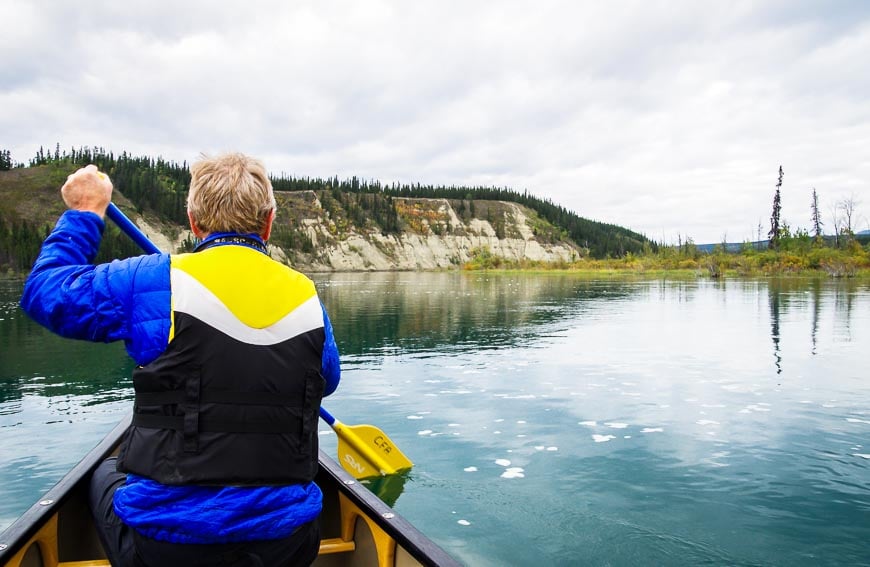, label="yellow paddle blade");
[332,421,413,479]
